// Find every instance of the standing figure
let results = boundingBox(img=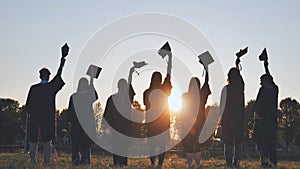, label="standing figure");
[219,58,245,167]
[67,75,98,165]
[103,66,137,167]
[25,43,69,164]
[143,51,172,168]
[182,66,211,169]
[252,56,278,168]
